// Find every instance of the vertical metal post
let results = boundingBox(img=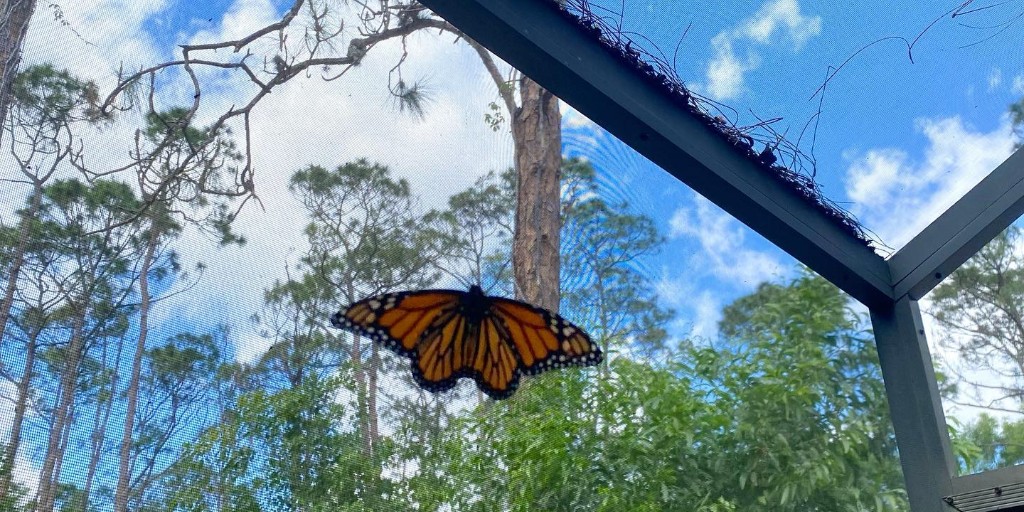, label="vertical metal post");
[871,297,955,511]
